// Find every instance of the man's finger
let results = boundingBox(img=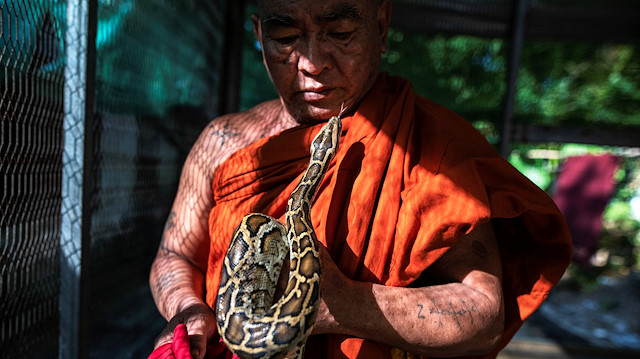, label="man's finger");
[188,334,207,359]
[154,328,174,349]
